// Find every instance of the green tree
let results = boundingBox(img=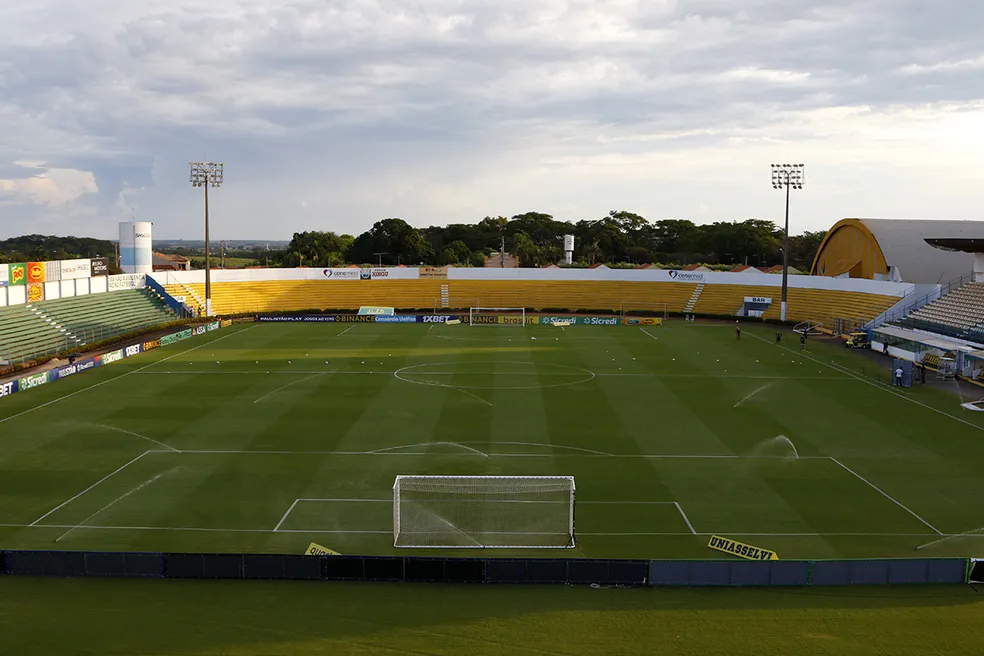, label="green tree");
[347,218,434,265]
